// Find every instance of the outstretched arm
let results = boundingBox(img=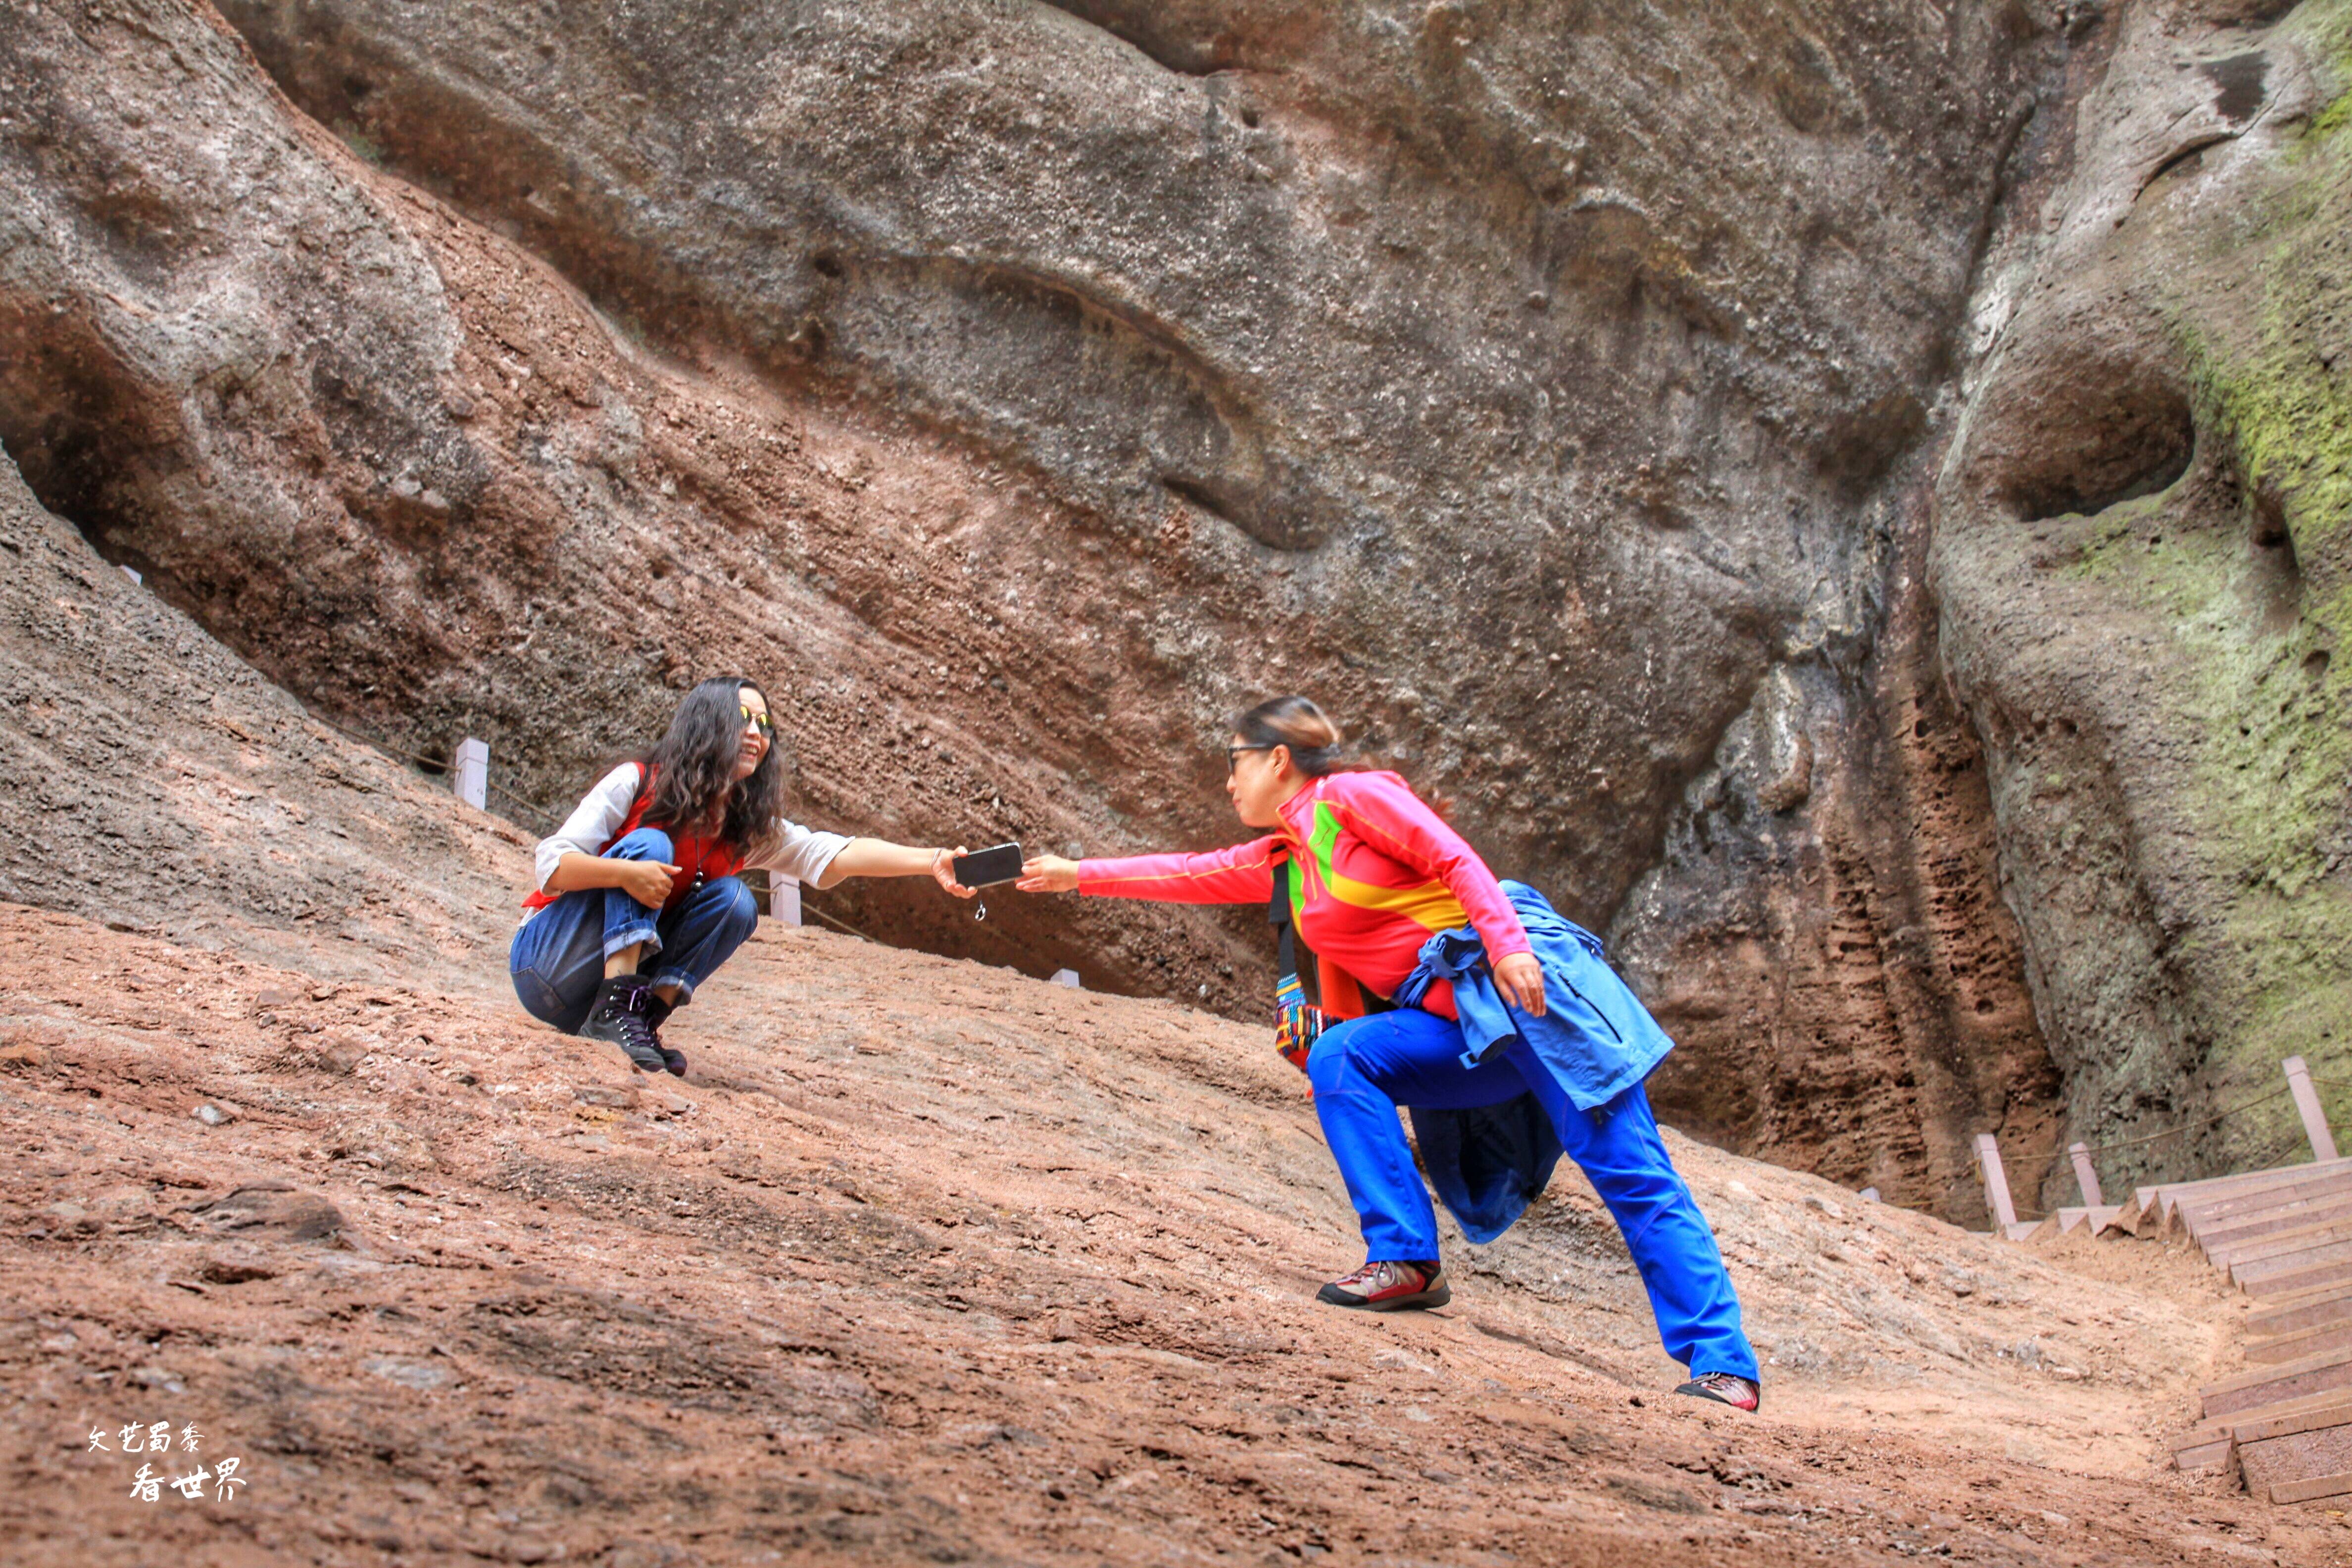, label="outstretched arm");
[1018,836,1281,903]
[817,838,975,897]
